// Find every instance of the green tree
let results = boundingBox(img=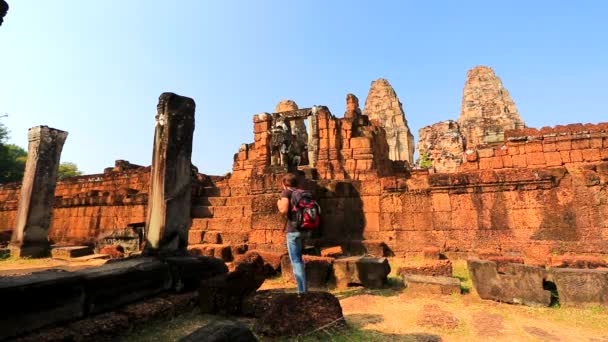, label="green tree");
[57,162,83,179]
[0,122,27,183]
